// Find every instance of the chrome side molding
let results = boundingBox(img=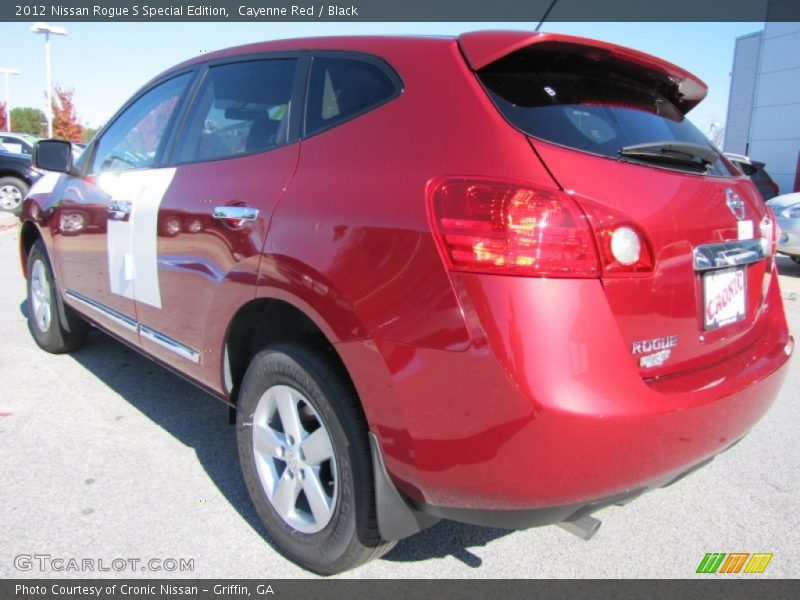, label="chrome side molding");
[139,325,201,364]
[65,289,138,332]
[693,239,765,271]
[64,289,200,363]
